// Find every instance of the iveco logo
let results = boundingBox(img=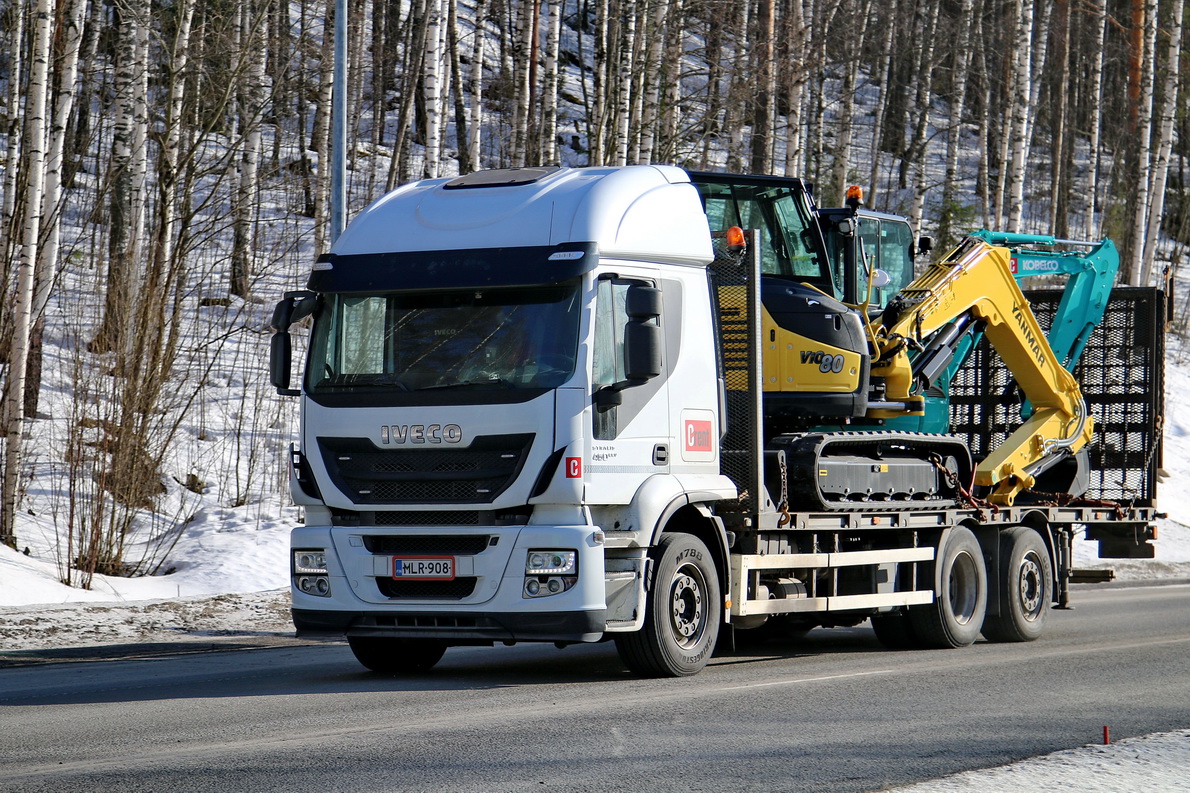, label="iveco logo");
[380,424,463,444]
